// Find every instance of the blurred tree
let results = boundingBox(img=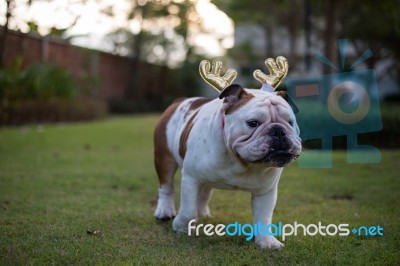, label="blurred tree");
[214,0,303,69]
[102,0,201,98]
[0,0,82,67]
[340,0,400,70]
[312,0,400,79]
